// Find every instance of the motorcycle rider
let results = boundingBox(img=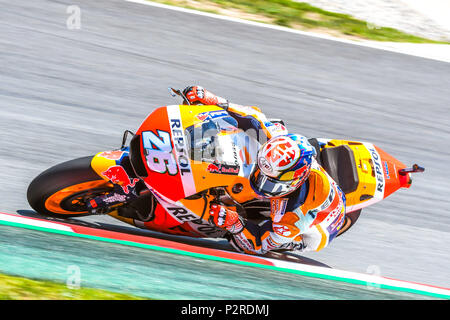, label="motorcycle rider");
[181,86,346,254]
